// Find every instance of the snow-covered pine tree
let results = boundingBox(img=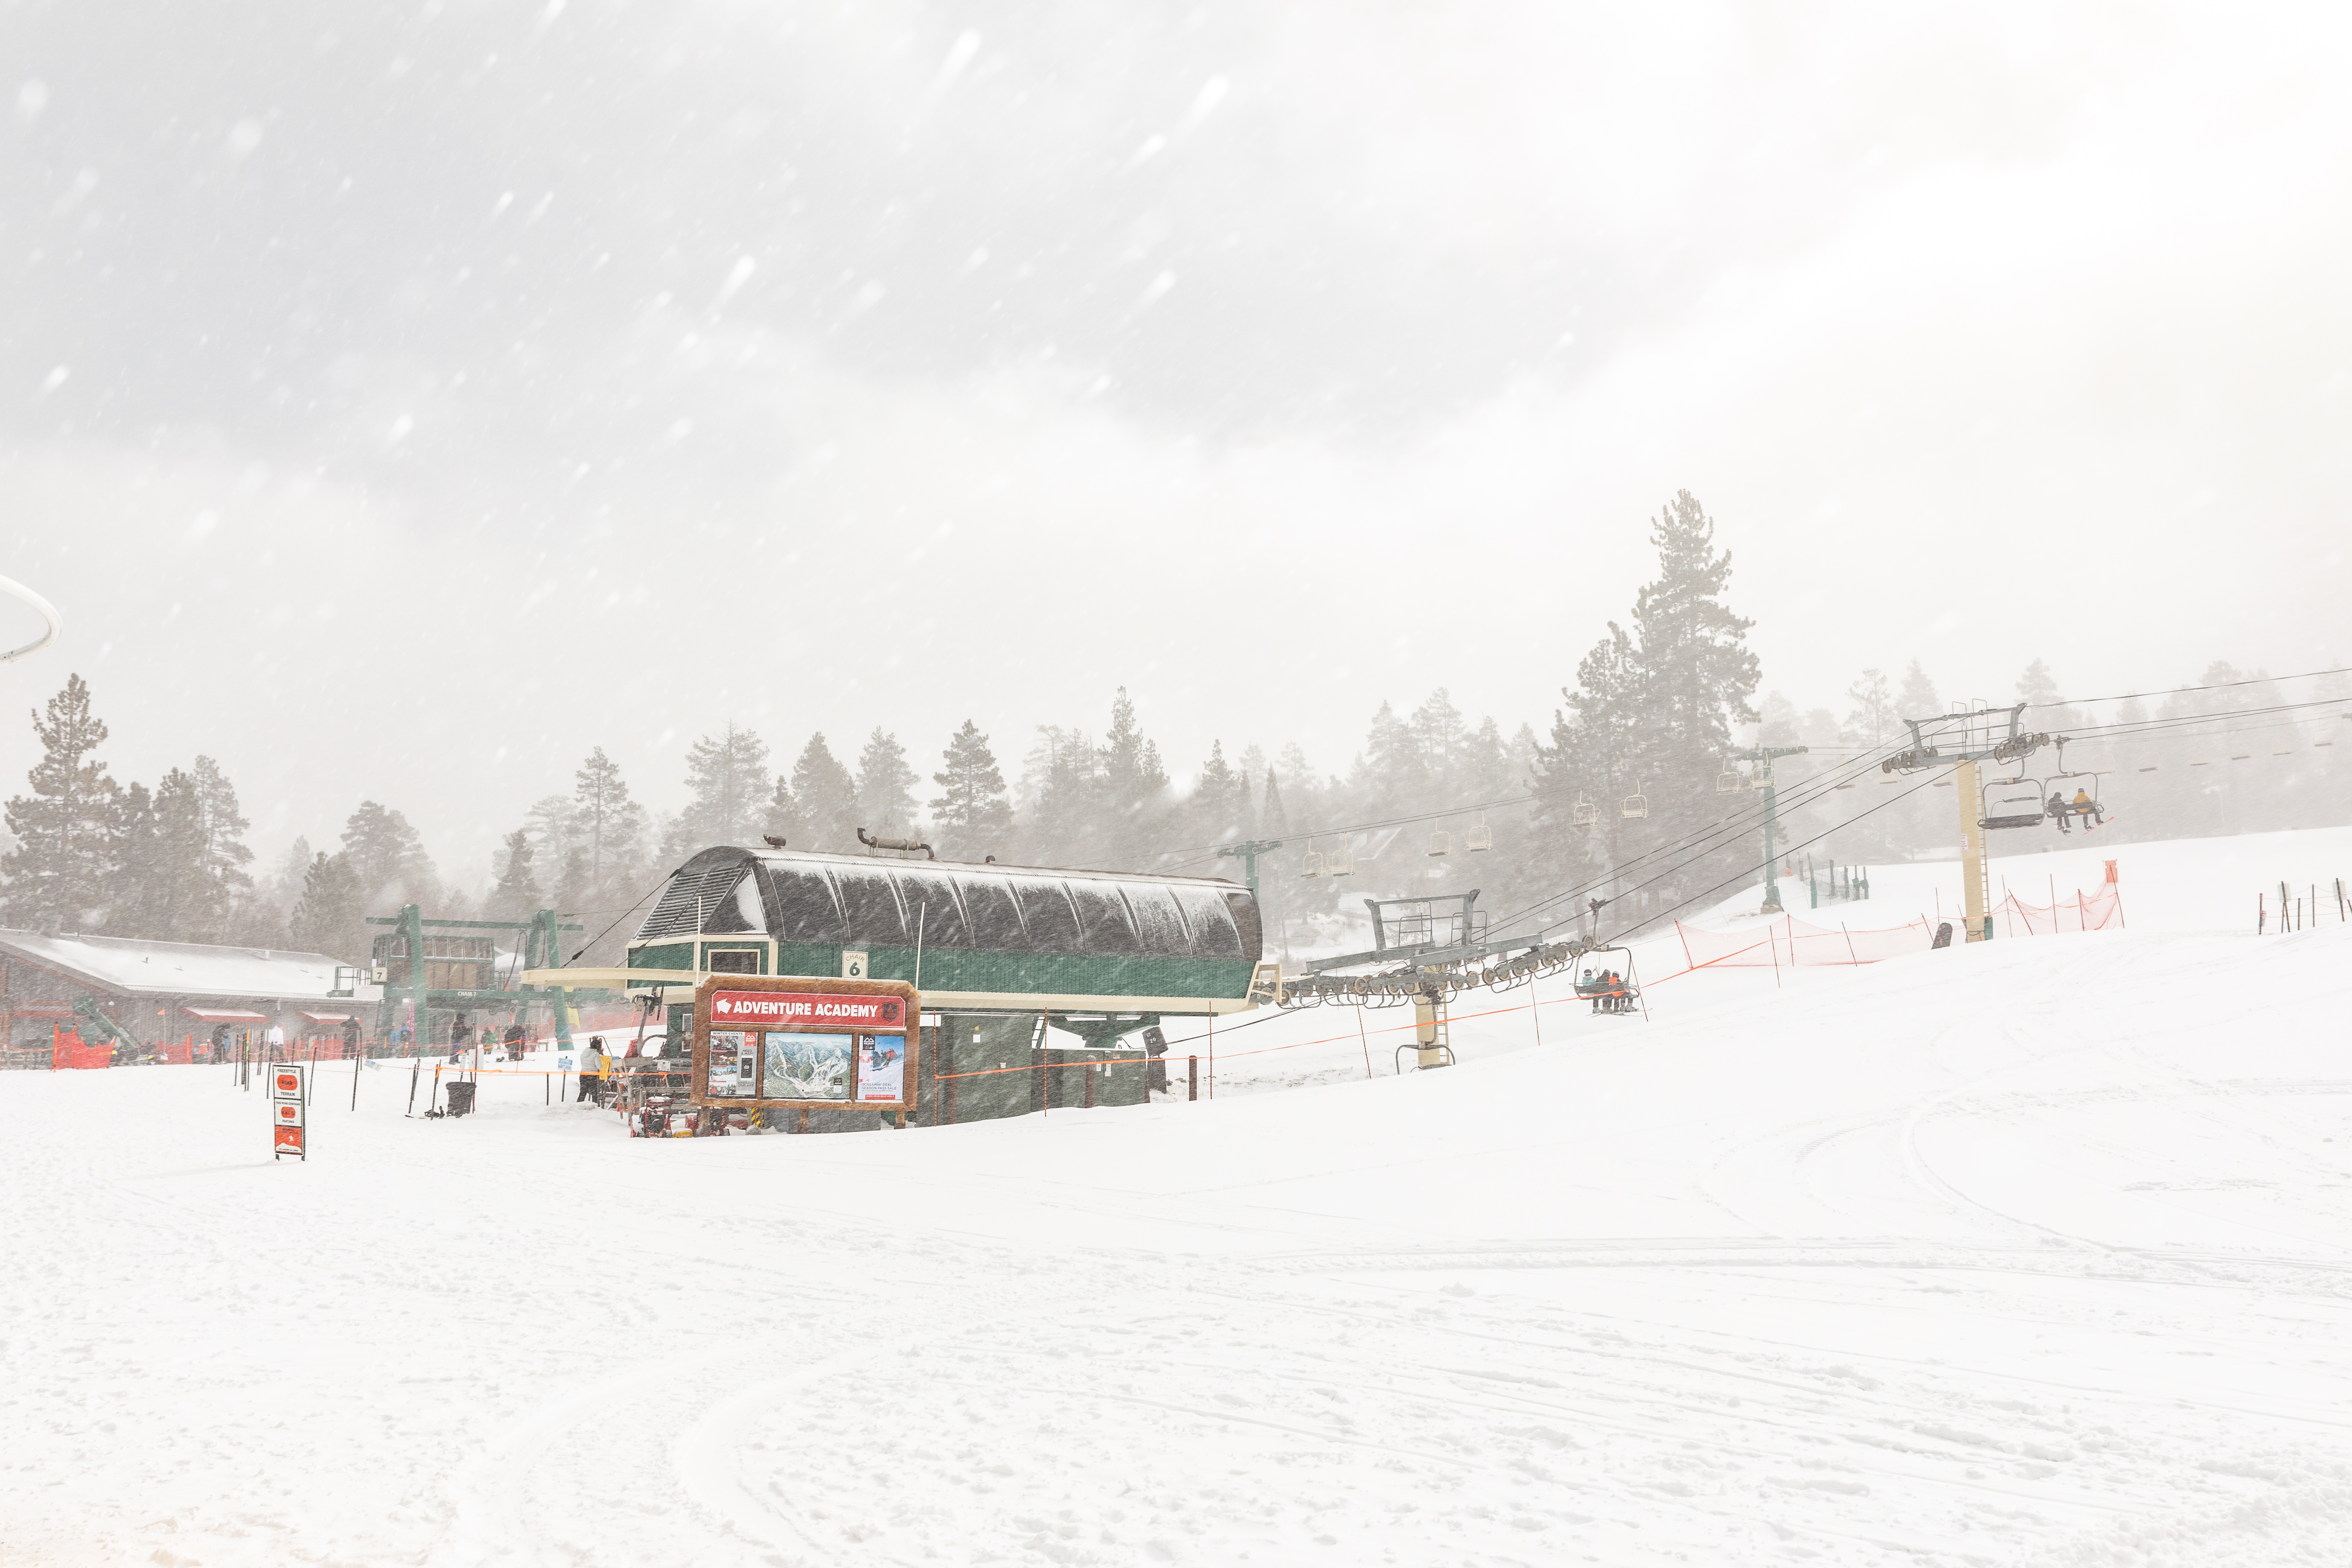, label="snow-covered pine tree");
[789,733,861,852]
[930,720,1012,858]
[855,728,921,839]
[1,674,121,933]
